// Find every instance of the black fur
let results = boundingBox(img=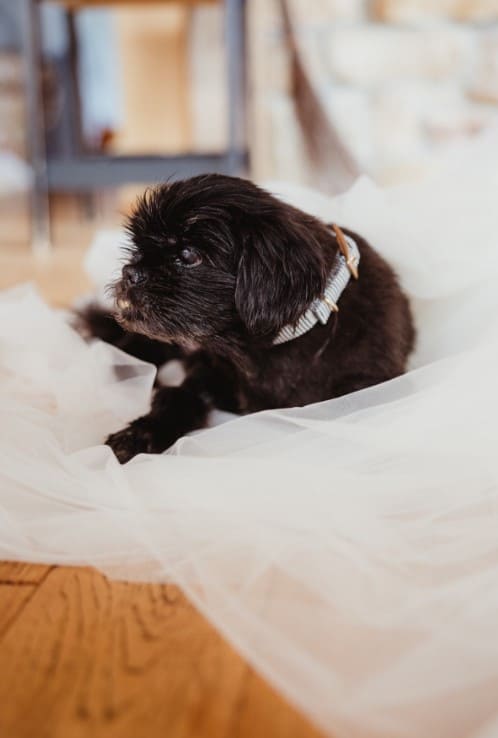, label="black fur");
[79,174,415,463]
